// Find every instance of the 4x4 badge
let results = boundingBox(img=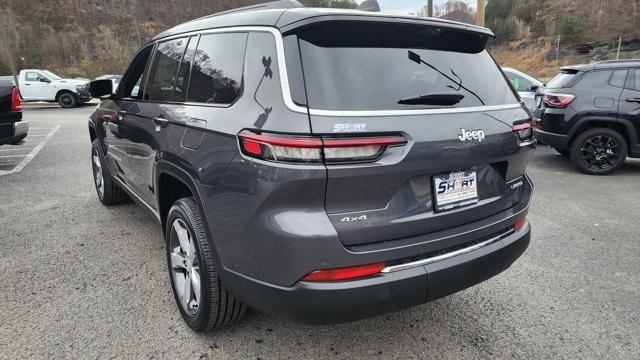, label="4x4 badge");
[458,128,485,142]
